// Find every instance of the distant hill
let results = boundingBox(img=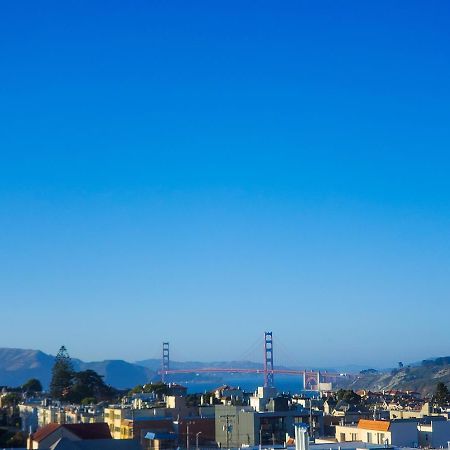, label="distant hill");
[0,348,55,388]
[0,348,156,390]
[336,357,450,396]
[73,359,156,389]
